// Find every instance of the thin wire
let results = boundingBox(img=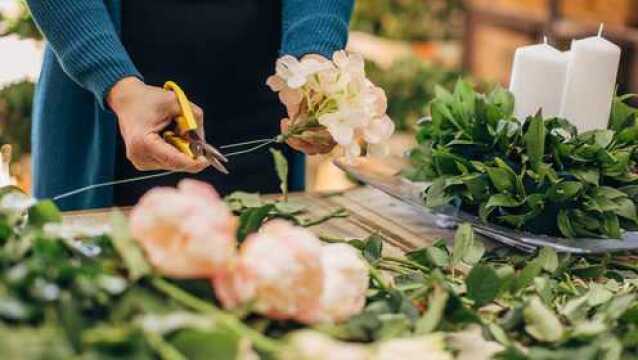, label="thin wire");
[53,171,175,201]
[222,140,275,157]
[51,138,277,201]
[219,137,276,149]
